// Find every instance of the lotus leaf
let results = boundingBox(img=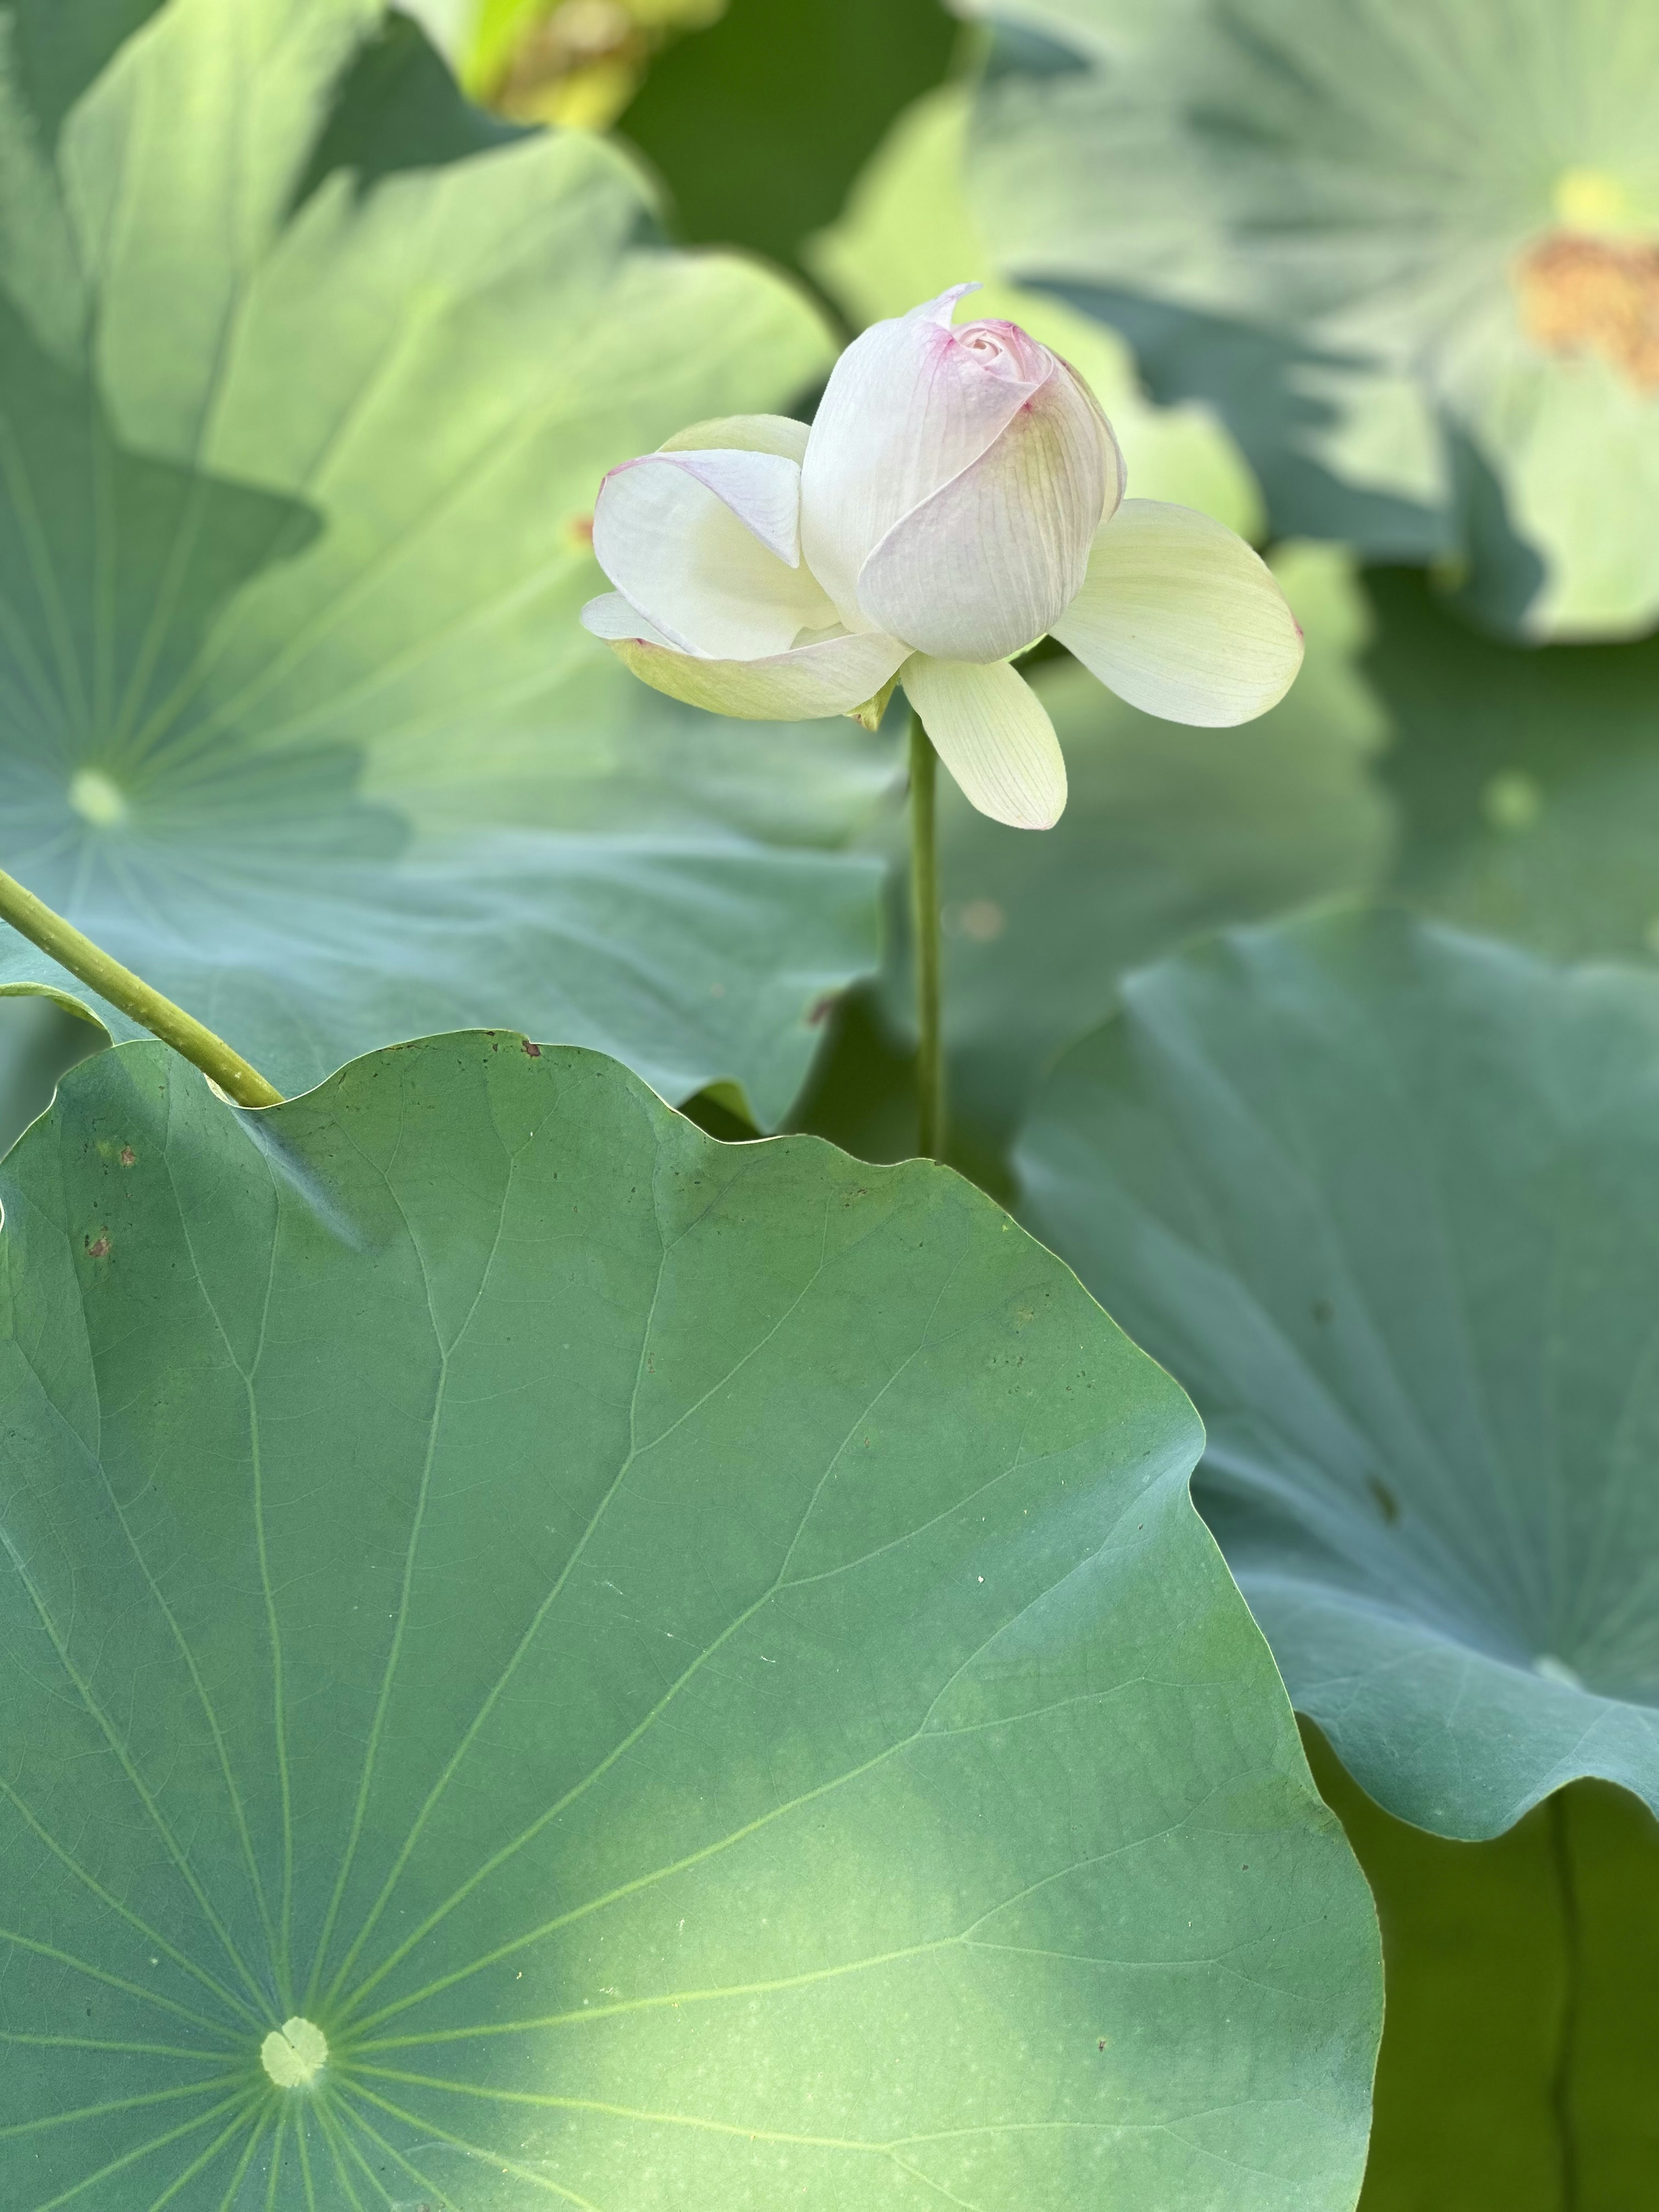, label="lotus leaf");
[973,0,1659,639]
[0,0,875,1128]
[1018,909,1659,1838]
[0,1033,1380,2207]
[1362,569,1659,966]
